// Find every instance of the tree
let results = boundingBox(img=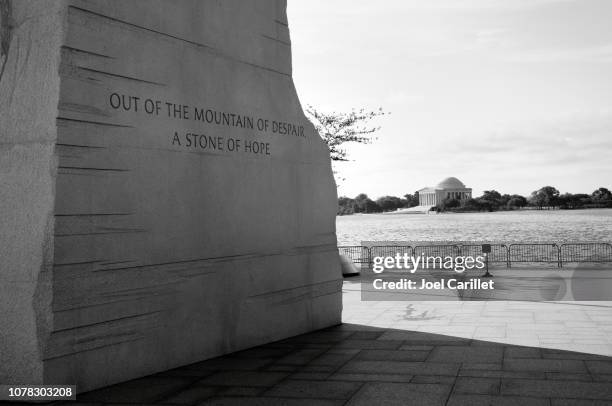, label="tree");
[337,196,356,215]
[353,193,381,213]
[305,106,387,161]
[480,190,502,211]
[402,193,419,208]
[506,194,527,209]
[592,187,612,202]
[437,197,460,212]
[529,186,560,209]
[376,196,403,212]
